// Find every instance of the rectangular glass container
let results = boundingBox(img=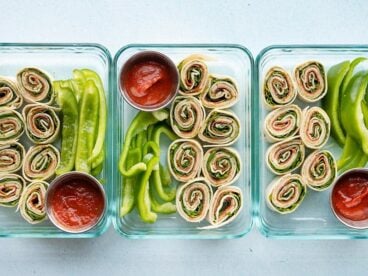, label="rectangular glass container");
[112,44,253,239]
[255,45,368,239]
[0,43,112,238]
